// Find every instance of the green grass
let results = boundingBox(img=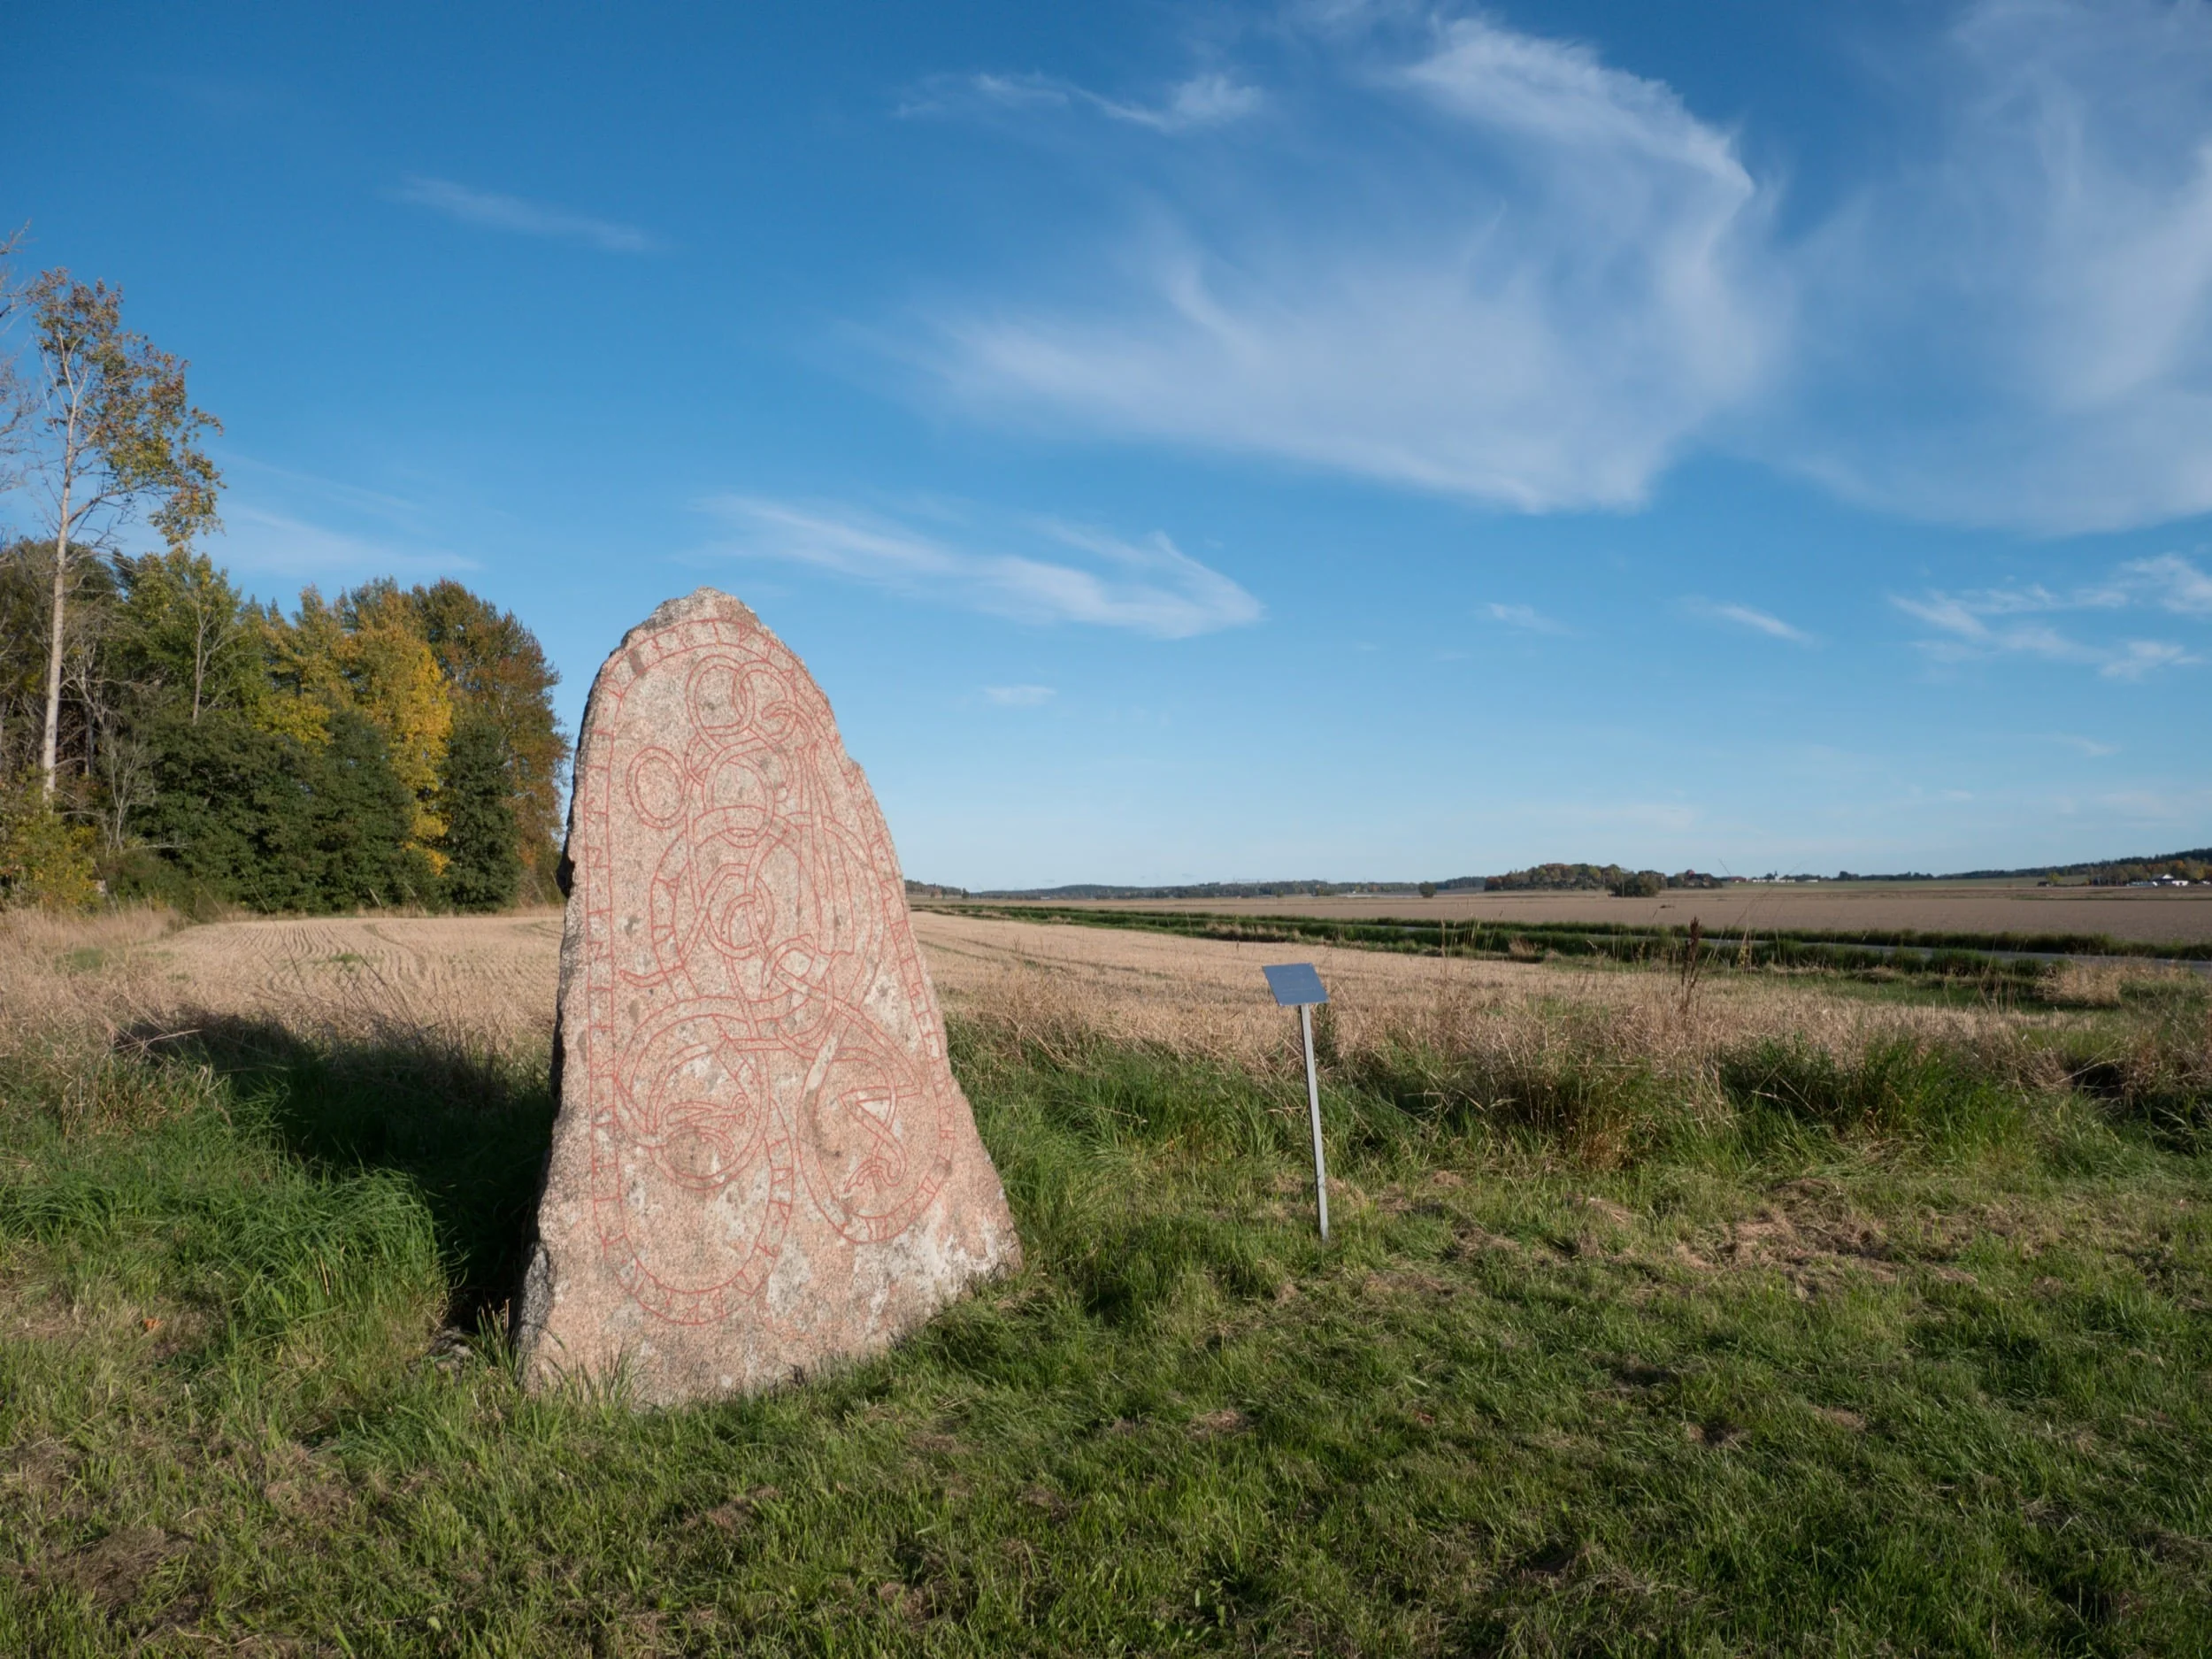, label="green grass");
[1,1010,2208,1655]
